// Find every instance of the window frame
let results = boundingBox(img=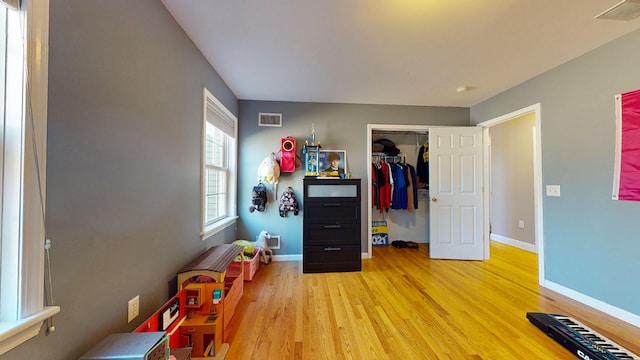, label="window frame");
[0,0,59,355]
[201,88,237,240]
